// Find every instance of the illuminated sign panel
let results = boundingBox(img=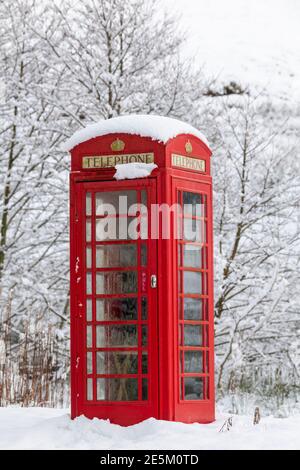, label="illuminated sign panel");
[82,153,154,169]
[171,154,205,172]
